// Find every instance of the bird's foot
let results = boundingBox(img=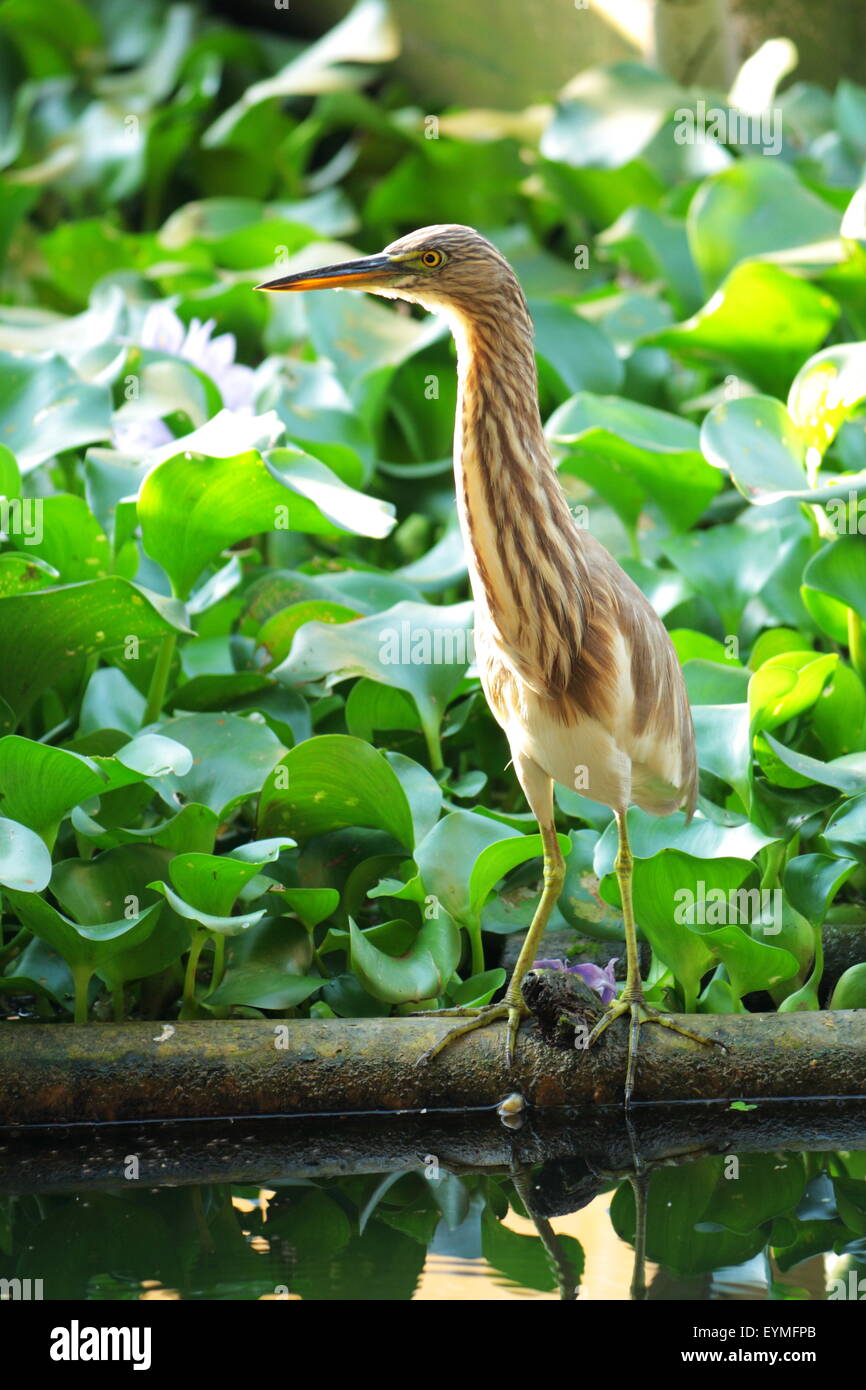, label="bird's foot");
[586,994,727,1106]
[414,995,530,1069]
